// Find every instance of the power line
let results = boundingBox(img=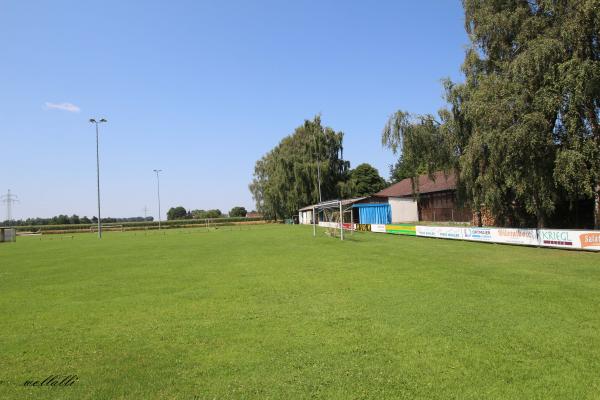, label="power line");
[1,189,19,224]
